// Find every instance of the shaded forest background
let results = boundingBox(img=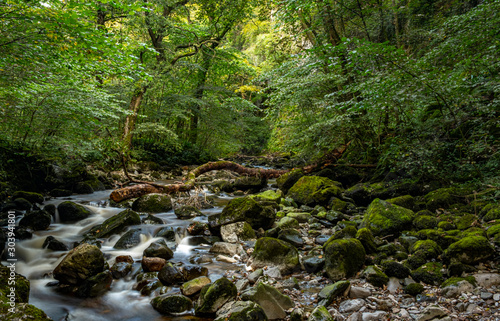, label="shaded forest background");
[0,0,498,188]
